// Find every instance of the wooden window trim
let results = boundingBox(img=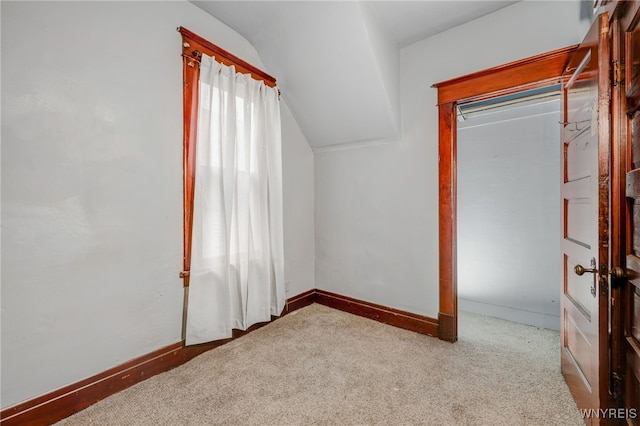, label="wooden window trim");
[432,45,577,342]
[178,26,277,286]
[178,27,277,88]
